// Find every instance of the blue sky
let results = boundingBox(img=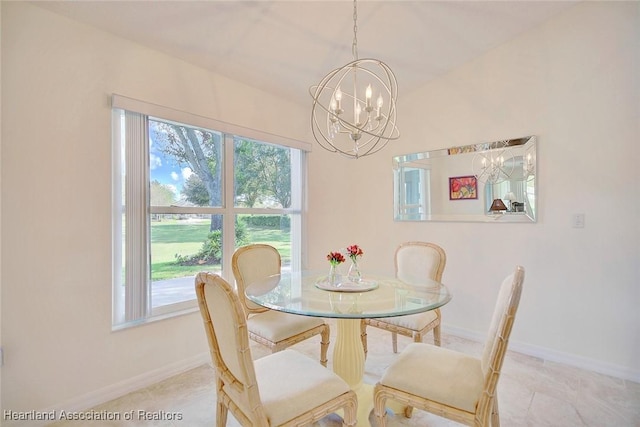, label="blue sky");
[149,127,193,201]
